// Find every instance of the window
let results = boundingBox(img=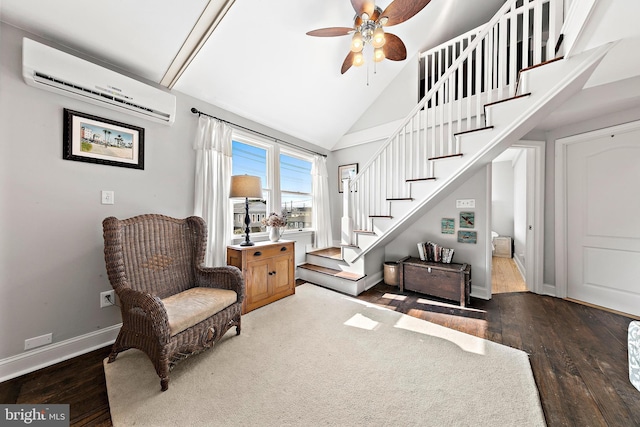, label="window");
[231,139,268,235]
[280,152,312,230]
[231,133,313,235]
